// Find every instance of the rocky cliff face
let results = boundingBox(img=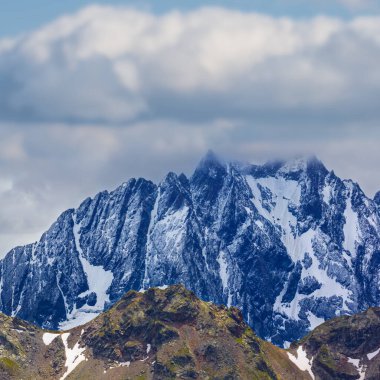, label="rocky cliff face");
[1,152,379,346]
